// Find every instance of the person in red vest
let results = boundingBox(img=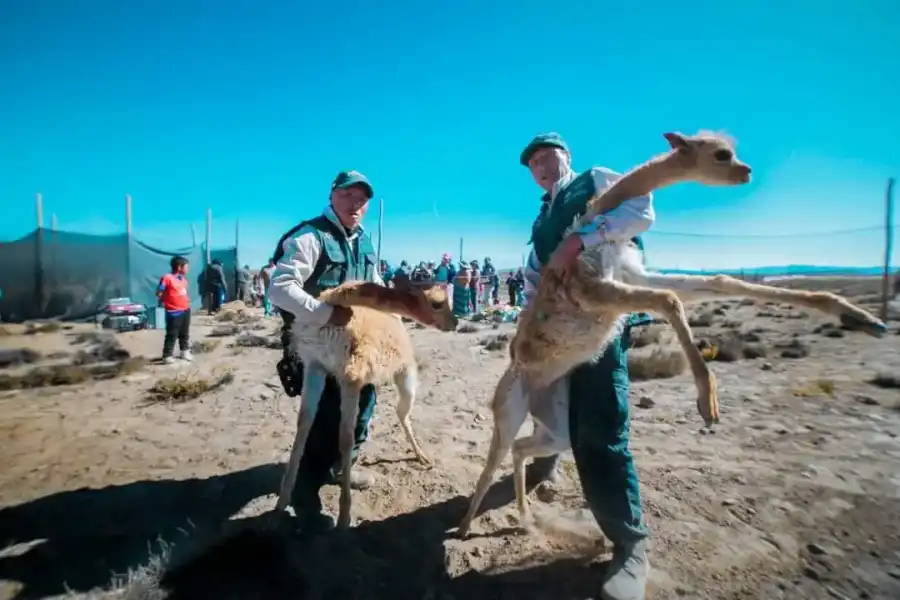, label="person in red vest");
[157,255,193,364]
